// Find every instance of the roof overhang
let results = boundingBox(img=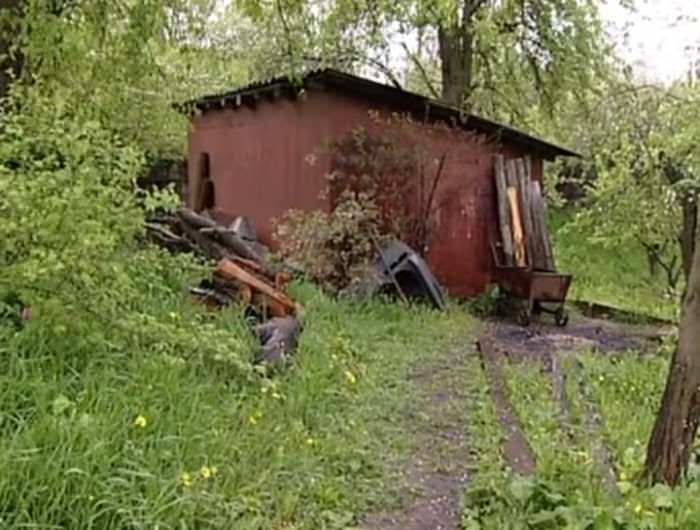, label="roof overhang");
[183,68,581,160]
